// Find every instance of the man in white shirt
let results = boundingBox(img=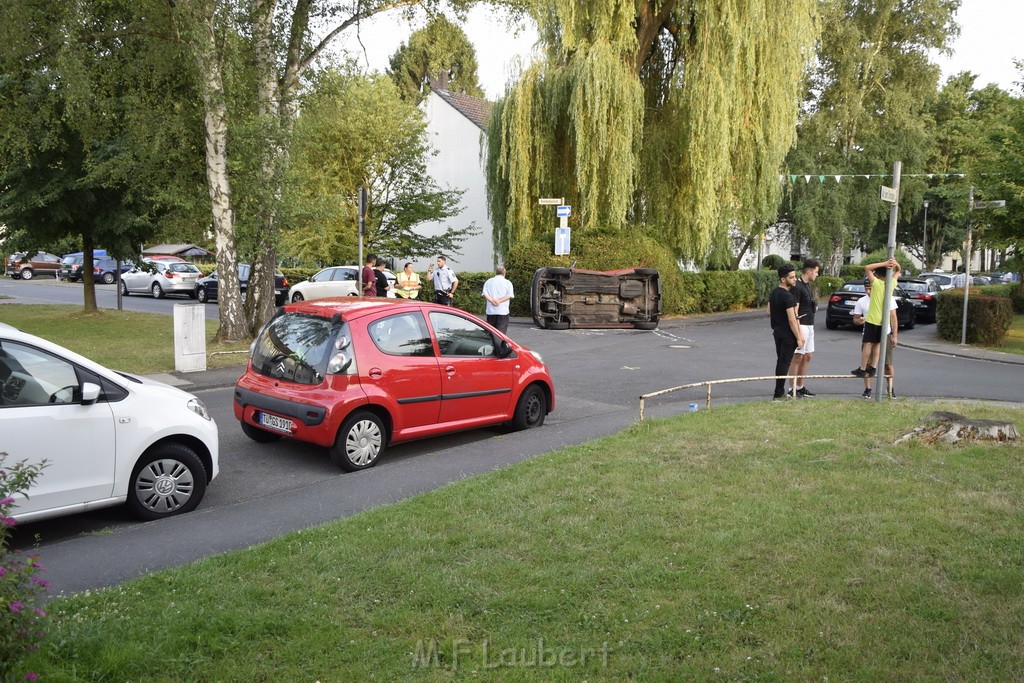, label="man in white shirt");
[482,267,515,333]
[427,256,458,306]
